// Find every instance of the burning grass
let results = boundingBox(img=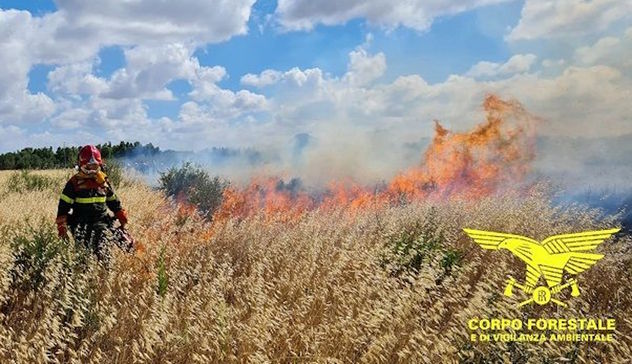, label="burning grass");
[0,169,630,363]
[216,95,539,221]
[0,96,630,362]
